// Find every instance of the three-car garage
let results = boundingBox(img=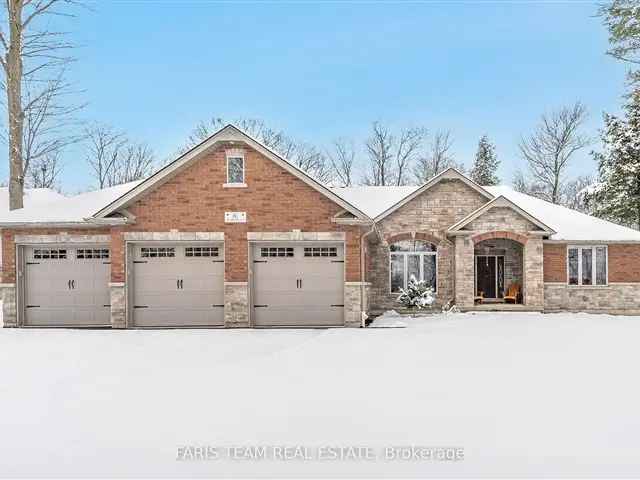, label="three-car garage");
[17,240,347,328]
